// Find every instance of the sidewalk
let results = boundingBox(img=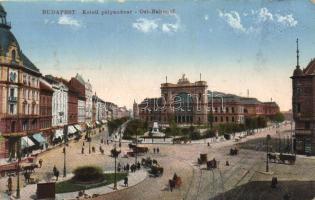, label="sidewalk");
[8,169,147,200]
